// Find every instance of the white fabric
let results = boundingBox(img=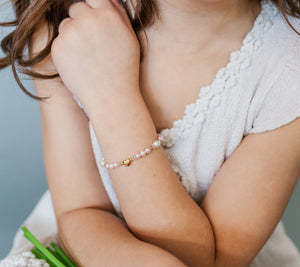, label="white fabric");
[2,0,300,265]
